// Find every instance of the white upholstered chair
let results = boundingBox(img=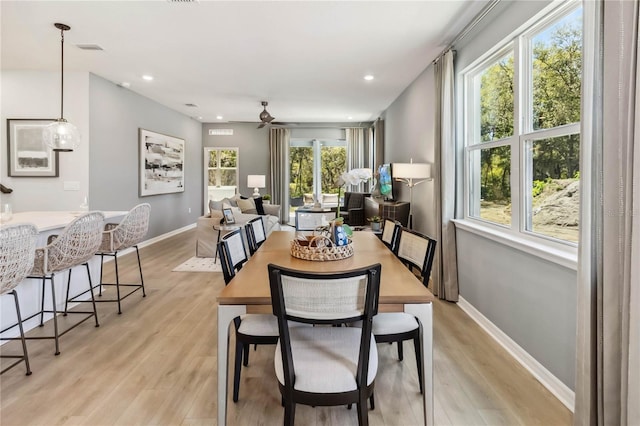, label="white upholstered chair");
[218,228,280,402]
[28,212,105,355]
[0,223,37,375]
[268,263,381,426]
[245,216,266,255]
[372,228,437,394]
